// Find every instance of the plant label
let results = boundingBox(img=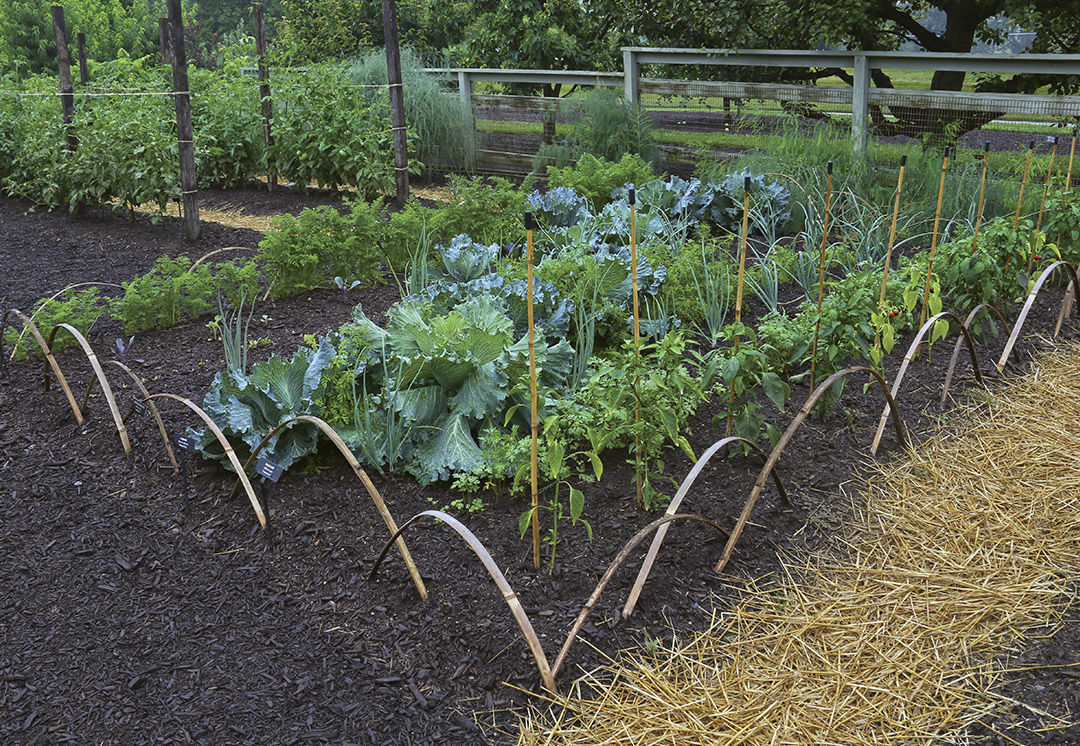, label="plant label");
[174,433,196,452]
[256,457,283,483]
